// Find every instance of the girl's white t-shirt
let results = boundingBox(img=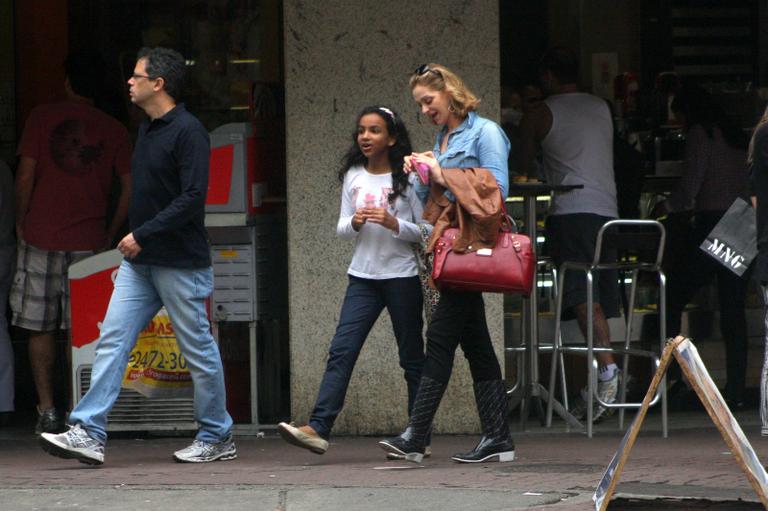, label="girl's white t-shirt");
[337,165,427,279]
